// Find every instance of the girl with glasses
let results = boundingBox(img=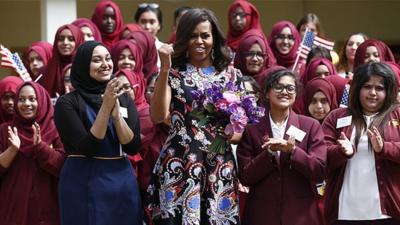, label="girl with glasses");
[226,0,262,52]
[234,29,276,86]
[237,68,326,225]
[268,21,301,70]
